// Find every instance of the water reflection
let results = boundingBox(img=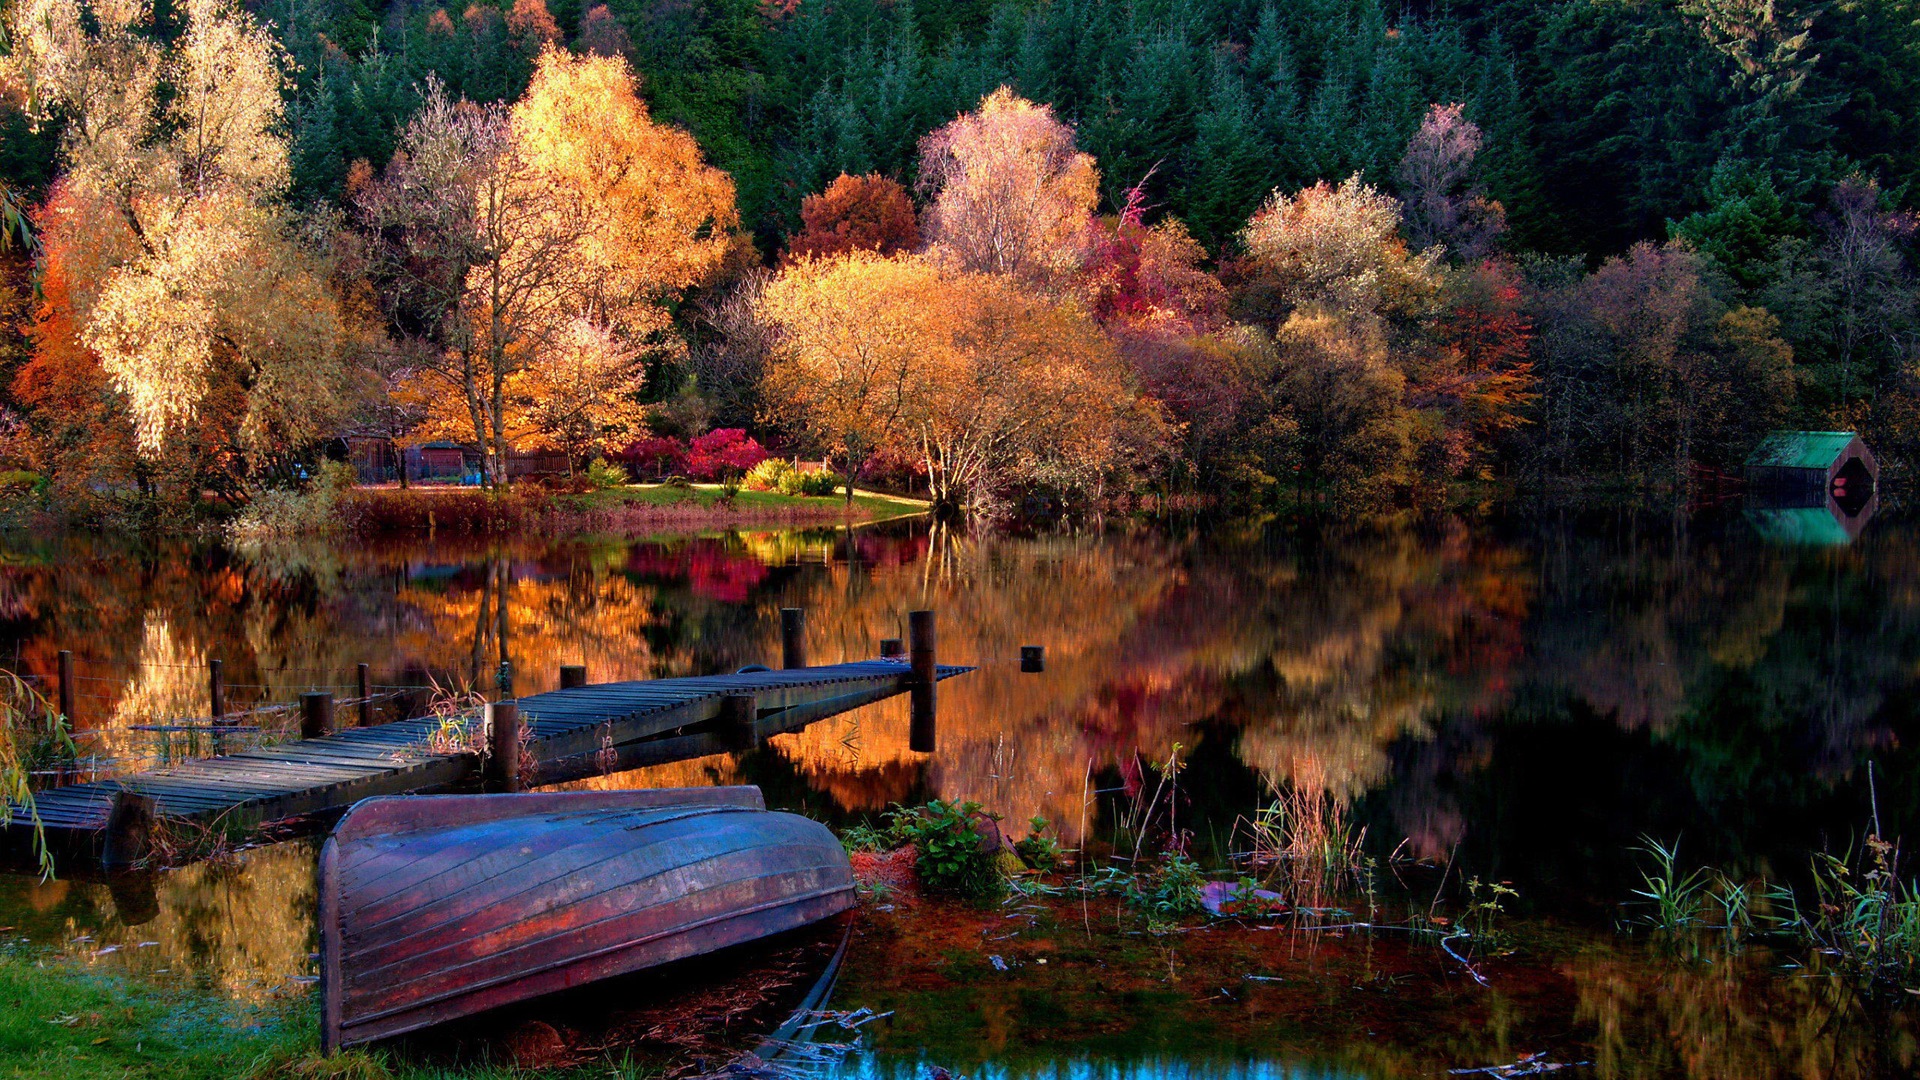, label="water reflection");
[0,510,1915,1071]
[0,841,317,1000]
[0,512,1911,877]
